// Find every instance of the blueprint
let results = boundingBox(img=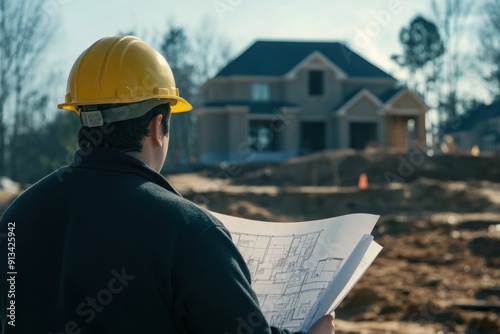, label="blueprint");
[210,212,382,332]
